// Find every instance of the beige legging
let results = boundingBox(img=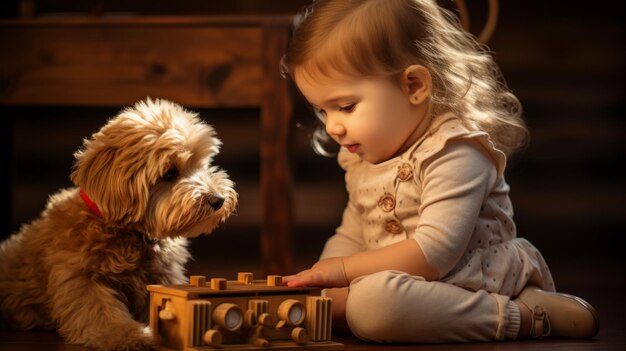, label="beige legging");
[344,270,521,343]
